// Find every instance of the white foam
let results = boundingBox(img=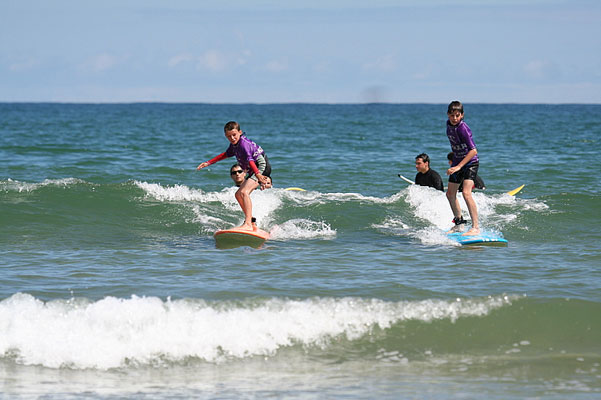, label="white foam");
[1,177,84,193]
[405,185,454,229]
[282,189,403,206]
[135,181,219,203]
[402,185,548,245]
[135,182,283,230]
[0,293,519,370]
[269,219,336,240]
[371,217,410,236]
